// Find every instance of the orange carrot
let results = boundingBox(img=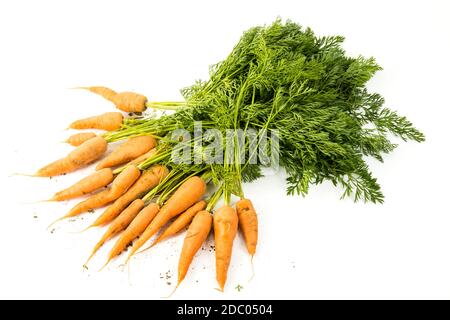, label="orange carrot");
[127,148,157,166]
[108,165,141,196]
[82,86,117,101]
[69,112,123,131]
[50,168,113,201]
[96,136,156,170]
[236,199,258,256]
[111,92,147,113]
[214,205,238,291]
[84,199,145,266]
[113,148,157,173]
[49,165,140,225]
[66,132,96,146]
[177,210,212,286]
[91,165,168,227]
[104,203,160,266]
[126,176,206,260]
[82,86,147,113]
[36,136,107,177]
[152,200,207,247]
